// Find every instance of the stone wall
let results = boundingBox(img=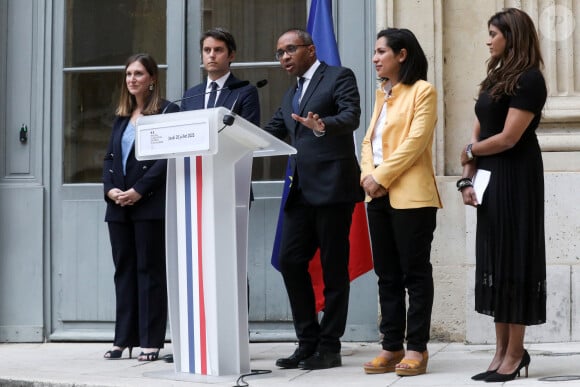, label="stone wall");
[377,0,580,342]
